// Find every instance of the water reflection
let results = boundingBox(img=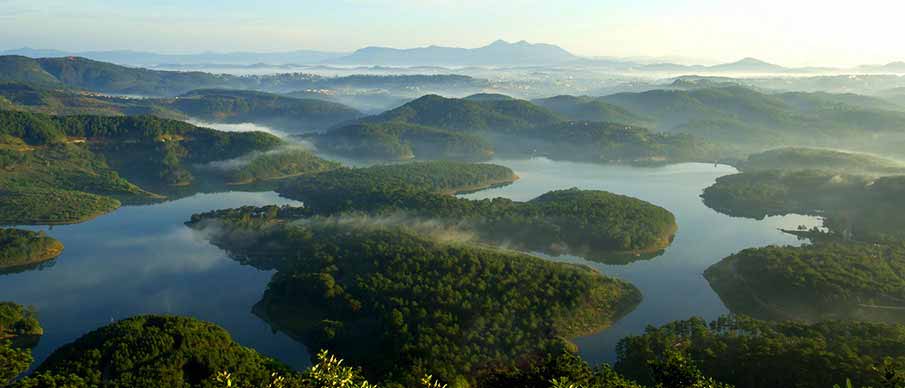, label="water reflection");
[0,191,311,370]
[0,159,822,371]
[461,159,821,364]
